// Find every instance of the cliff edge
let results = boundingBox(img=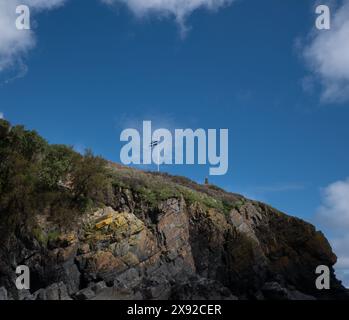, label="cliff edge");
[0,120,347,300]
